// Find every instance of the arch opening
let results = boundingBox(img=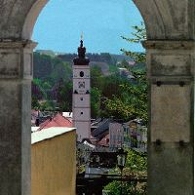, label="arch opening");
[29,1,148,195]
[20,1,194,195]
